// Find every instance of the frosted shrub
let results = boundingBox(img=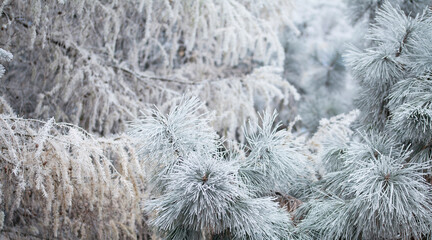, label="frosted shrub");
[0,115,146,239]
[0,0,295,136]
[192,66,300,141]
